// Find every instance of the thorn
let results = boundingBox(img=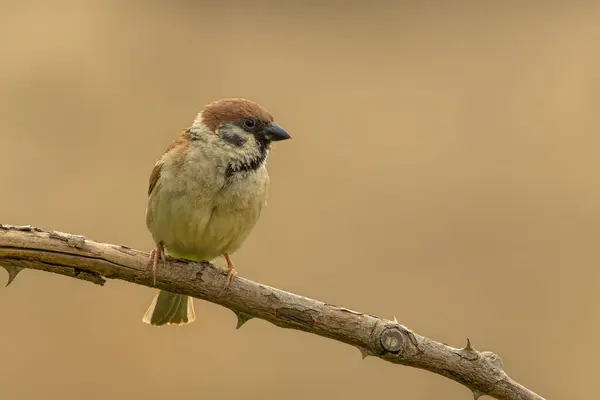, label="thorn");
[472,389,484,399]
[392,315,398,323]
[234,311,253,329]
[2,265,24,287]
[357,346,371,359]
[463,337,475,352]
